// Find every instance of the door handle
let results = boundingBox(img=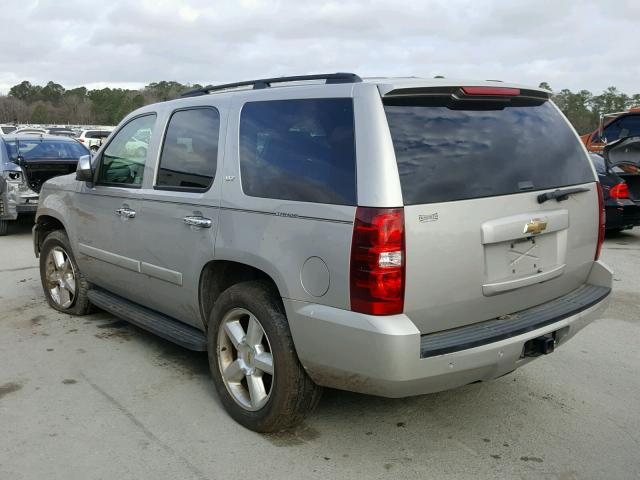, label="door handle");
[183,216,212,228]
[115,207,136,218]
